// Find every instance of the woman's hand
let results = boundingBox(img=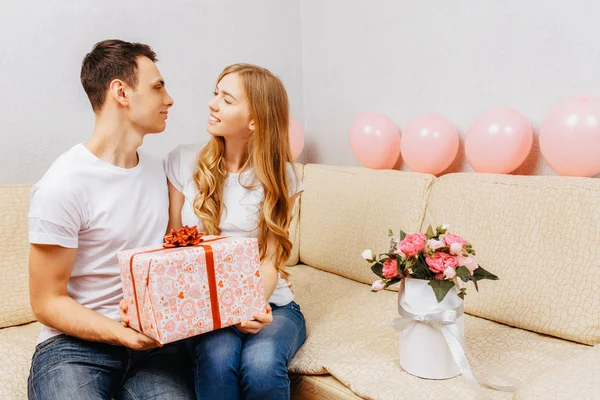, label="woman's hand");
[235,305,273,334]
